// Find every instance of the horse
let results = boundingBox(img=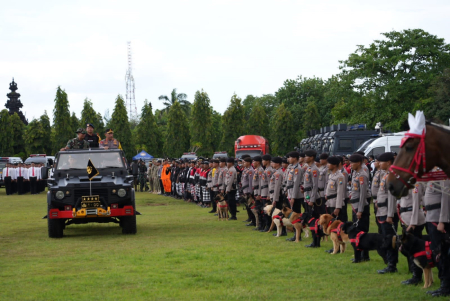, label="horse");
[387,122,450,198]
